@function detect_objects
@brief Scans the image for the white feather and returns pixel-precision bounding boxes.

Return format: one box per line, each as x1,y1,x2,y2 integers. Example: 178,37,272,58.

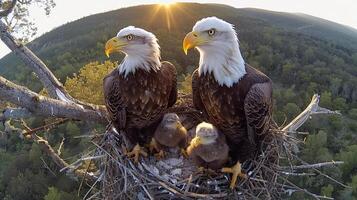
193,17,246,87
116,26,161,77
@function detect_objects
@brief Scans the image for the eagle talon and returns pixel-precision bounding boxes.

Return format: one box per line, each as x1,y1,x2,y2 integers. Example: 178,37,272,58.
154,150,165,159
149,138,160,153
126,144,148,163
221,161,247,189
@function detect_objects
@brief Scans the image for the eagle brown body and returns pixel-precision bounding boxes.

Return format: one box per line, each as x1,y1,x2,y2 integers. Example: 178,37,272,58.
187,131,229,170
192,64,273,162
104,61,177,145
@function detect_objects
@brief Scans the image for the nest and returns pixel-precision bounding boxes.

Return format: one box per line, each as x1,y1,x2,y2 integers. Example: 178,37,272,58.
80,94,339,200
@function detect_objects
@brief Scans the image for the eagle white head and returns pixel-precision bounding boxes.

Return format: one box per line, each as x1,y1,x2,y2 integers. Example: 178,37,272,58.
183,17,246,87
105,26,161,77
195,122,219,145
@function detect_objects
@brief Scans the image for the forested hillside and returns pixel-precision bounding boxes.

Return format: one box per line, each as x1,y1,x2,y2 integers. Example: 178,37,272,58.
0,3,357,199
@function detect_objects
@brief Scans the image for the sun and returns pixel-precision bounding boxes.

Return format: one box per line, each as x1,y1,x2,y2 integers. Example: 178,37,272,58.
157,0,176,7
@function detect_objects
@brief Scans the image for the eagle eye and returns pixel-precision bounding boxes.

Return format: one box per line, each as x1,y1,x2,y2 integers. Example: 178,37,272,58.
126,34,134,41
208,29,216,36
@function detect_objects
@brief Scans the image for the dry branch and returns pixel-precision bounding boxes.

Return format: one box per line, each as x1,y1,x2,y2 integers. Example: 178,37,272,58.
0,18,101,112
281,161,344,170
0,20,64,99
282,94,340,132
3,119,97,182
0,107,32,121
0,76,107,122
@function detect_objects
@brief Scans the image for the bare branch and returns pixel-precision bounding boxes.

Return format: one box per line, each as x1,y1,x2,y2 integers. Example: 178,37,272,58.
0,20,60,98
4,119,97,182
0,0,17,17
0,107,32,121
57,137,65,156
0,76,107,123
23,118,69,135
282,94,340,132
40,157,57,177
280,172,316,176
281,161,344,170
33,134,97,181
0,19,97,111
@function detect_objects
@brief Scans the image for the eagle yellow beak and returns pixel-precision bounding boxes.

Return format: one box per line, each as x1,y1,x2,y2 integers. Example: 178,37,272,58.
183,31,204,55
105,37,127,57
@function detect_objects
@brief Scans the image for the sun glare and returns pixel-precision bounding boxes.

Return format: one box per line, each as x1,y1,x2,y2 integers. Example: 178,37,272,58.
157,0,176,7
148,1,178,31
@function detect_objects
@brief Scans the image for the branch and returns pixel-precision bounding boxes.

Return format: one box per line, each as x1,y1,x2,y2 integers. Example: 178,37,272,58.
22,118,69,135
282,94,340,132
281,161,344,170
0,0,17,17
280,172,316,176
0,76,107,123
0,19,96,110
0,18,63,99
4,119,97,182
34,134,97,181
0,107,32,121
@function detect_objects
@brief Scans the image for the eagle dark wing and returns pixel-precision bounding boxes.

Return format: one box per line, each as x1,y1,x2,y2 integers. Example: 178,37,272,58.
244,82,273,144
103,70,126,129
161,61,177,107
192,69,208,118
103,62,177,137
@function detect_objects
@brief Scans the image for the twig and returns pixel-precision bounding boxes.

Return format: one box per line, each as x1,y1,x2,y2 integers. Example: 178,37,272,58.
23,118,69,135
57,137,65,156
280,171,316,176
60,155,104,172
282,94,340,132
293,155,351,189
40,157,57,177
281,161,344,170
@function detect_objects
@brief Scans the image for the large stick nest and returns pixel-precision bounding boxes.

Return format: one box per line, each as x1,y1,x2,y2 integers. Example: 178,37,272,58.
80,94,341,200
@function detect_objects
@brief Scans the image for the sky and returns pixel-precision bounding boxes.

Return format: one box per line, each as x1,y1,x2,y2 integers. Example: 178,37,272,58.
0,0,356,59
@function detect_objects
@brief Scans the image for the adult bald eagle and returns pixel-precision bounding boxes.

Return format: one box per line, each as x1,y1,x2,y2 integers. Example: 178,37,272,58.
104,26,177,163
183,17,273,188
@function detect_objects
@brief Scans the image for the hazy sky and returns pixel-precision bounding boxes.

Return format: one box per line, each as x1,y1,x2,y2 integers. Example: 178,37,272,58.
0,0,356,59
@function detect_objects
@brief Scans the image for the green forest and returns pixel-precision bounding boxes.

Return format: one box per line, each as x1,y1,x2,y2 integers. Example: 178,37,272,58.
0,3,357,199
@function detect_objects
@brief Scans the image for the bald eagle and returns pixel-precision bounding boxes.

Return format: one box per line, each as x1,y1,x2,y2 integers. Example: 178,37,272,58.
183,17,273,188
104,26,177,163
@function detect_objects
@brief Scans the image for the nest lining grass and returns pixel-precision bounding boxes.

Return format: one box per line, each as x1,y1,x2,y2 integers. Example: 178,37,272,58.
83,95,331,200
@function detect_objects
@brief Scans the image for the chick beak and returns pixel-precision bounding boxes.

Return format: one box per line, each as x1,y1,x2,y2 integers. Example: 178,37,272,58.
183,31,200,55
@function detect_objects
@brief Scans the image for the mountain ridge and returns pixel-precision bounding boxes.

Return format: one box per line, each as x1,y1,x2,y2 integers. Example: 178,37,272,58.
1,3,356,90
